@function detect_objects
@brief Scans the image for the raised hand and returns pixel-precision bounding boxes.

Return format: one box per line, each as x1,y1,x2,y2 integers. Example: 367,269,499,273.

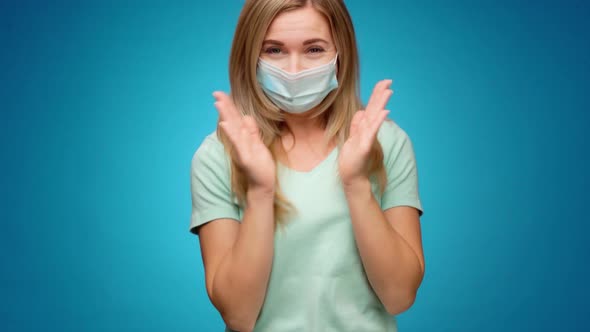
338,79,392,186
213,91,276,192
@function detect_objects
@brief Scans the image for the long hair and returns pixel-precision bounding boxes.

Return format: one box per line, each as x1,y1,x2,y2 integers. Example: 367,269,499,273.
219,0,387,232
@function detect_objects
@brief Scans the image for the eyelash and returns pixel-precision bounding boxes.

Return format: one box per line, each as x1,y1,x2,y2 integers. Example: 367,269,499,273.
263,46,325,55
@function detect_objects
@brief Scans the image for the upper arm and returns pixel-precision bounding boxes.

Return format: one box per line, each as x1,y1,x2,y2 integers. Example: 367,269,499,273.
379,120,423,216
190,137,241,234
189,136,242,301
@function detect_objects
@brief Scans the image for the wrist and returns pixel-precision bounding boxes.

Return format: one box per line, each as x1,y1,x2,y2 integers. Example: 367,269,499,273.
247,184,276,200
342,176,372,195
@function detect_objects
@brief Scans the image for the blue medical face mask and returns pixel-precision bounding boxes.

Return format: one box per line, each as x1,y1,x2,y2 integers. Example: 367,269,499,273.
256,54,339,114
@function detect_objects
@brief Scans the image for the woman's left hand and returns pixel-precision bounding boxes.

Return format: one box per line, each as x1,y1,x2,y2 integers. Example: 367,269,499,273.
338,79,393,187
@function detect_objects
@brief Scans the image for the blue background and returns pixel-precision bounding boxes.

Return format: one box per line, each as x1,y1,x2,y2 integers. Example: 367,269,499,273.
2,0,588,331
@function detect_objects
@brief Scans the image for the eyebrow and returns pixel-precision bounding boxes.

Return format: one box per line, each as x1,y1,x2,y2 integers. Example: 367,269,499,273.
262,38,329,46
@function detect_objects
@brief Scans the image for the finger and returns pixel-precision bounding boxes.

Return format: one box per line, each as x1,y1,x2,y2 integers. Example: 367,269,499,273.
365,80,388,113
218,121,238,144
375,88,393,113
350,111,364,137
371,81,392,111
367,80,392,108
213,91,241,123
366,80,393,121
213,93,228,122
349,111,364,137
366,88,392,124
367,110,390,138
214,100,230,124
359,114,374,149
214,101,241,137
359,111,370,133
243,115,259,137
360,109,385,141
240,122,253,147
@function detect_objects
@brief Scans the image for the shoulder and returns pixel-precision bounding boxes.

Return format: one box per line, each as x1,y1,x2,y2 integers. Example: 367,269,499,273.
378,118,409,141
191,129,230,171
377,118,412,155
192,129,225,159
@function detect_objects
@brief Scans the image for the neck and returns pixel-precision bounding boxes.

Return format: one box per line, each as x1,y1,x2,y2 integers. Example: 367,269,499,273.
279,109,335,154
282,113,323,136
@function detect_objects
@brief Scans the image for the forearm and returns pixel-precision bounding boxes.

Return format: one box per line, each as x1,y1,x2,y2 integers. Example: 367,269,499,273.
213,187,276,331
344,178,423,314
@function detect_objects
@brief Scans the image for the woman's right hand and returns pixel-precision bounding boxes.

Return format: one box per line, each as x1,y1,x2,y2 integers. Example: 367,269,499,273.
213,91,276,193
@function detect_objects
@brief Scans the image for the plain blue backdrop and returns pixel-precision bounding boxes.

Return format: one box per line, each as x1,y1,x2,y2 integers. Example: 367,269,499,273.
1,0,589,331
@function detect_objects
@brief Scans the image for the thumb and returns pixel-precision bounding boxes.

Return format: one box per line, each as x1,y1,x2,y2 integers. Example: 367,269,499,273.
243,115,259,136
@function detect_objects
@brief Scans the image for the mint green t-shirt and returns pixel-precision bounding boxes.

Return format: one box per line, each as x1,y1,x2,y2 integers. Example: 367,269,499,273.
189,119,424,332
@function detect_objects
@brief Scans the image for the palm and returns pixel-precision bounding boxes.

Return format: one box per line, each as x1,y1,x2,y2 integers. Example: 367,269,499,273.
338,80,393,185
213,91,276,190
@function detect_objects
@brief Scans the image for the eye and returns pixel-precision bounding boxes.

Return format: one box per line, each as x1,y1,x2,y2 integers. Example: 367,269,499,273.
263,47,282,55
307,46,325,54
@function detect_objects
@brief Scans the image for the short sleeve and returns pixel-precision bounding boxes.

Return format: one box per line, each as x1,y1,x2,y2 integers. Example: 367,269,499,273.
189,134,241,235
378,120,424,216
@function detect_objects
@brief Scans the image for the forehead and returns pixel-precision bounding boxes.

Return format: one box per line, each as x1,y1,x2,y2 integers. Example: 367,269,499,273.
264,6,331,40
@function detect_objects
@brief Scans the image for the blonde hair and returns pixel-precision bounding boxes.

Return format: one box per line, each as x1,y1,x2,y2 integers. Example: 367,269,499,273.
218,0,388,232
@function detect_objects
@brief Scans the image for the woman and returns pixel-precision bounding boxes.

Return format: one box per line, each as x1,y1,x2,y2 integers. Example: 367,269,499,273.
189,1,425,331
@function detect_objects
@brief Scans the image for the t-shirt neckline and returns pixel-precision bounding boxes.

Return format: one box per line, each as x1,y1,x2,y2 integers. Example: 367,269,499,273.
277,146,338,175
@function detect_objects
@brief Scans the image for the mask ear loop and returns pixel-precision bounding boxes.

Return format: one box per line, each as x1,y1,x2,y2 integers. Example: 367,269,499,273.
333,53,339,76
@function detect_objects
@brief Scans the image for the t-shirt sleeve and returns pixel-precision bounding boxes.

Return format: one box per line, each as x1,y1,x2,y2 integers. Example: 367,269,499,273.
379,120,424,216
189,136,241,235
